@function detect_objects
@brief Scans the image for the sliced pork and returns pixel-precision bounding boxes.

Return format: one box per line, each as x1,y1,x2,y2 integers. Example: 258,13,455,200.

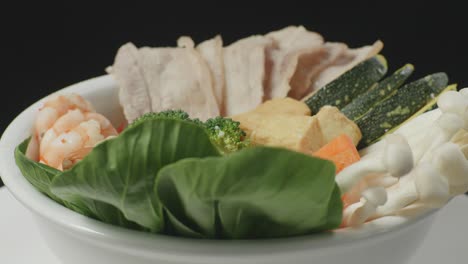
108,43,152,123
196,35,226,115
264,26,324,100
109,27,384,121
289,42,347,99
223,36,274,116
109,40,219,122
140,42,219,120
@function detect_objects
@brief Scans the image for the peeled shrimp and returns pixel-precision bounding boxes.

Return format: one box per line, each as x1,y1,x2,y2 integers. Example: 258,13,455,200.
33,93,117,170
40,119,112,170
39,109,118,155
84,112,118,137
39,109,87,155
34,93,95,142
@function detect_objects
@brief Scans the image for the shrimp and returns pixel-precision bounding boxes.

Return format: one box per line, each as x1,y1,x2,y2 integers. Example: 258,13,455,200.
34,93,95,142
40,119,109,170
35,93,117,170
84,112,118,137
39,109,86,156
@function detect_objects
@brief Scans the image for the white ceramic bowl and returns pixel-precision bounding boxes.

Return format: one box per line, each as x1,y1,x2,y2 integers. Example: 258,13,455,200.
0,75,438,264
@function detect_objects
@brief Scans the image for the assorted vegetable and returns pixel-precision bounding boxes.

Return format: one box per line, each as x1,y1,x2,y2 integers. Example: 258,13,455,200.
340,88,468,227
16,108,342,238
13,27,468,240
303,54,452,150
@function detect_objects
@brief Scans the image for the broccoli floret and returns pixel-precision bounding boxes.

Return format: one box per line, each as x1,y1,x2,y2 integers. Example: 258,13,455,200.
204,116,249,154
128,110,202,129
129,110,249,154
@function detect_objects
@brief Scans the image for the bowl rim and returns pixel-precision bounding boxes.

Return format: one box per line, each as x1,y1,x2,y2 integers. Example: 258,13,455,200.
0,75,439,257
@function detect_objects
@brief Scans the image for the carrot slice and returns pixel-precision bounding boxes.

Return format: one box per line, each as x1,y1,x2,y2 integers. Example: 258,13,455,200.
313,134,360,173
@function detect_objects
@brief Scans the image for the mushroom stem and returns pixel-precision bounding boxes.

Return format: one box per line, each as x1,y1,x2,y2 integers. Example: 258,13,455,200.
416,113,464,163
342,187,387,227
459,88,468,100
451,129,468,159
336,158,385,193
375,162,450,217
432,142,468,196
336,134,413,193
340,215,408,232
437,91,468,117
343,173,397,207
375,178,418,216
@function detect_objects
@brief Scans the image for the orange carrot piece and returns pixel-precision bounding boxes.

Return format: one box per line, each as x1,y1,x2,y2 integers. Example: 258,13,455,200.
313,134,360,173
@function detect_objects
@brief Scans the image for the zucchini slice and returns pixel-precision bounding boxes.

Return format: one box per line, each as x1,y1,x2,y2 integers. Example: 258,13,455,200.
342,64,414,121
304,55,388,114
357,72,449,148
381,84,457,136
418,84,458,113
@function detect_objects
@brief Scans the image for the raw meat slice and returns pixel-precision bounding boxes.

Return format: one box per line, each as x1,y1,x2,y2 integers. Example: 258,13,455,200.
196,35,226,115
264,26,324,99
288,42,347,99
223,36,274,116
109,40,220,122
139,42,220,121
107,43,152,123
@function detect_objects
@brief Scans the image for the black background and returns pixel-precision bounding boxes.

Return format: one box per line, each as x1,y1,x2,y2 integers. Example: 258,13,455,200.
1,2,467,185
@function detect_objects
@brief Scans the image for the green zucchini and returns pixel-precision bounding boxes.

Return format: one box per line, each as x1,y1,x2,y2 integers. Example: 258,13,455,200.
357,72,449,148
420,84,458,113
342,64,414,121
381,84,457,136
304,55,388,114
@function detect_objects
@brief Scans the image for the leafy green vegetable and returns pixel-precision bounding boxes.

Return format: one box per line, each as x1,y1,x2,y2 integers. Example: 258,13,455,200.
15,138,144,229
50,118,221,232
15,138,62,201
156,147,342,239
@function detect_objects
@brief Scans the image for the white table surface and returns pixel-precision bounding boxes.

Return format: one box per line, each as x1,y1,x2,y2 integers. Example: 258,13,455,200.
1,187,467,264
